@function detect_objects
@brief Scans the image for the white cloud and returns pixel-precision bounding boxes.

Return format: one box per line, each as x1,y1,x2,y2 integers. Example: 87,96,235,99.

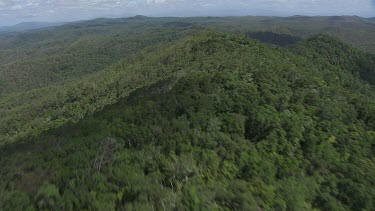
10,4,23,9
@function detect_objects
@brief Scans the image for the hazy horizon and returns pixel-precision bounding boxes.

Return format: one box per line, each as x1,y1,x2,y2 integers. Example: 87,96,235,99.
0,0,374,26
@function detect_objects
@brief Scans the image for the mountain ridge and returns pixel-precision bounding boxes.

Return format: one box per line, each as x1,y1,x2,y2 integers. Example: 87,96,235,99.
0,22,64,32
0,30,374,210
0,30,374,144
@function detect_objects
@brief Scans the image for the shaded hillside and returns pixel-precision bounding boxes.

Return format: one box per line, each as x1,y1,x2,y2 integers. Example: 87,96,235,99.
185,15,375,53
246,31,301,46
294,35,375,85
0,31,194,144
0,31,374,210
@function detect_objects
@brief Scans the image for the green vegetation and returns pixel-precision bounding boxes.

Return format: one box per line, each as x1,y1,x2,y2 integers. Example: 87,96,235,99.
1,16,375,144
246,31,301,46
1,15,375,95
0,25,199,95
0,28,374,210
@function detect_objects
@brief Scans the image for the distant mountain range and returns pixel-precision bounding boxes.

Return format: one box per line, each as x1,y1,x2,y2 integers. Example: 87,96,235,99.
0,22,64,32
1,15,373,33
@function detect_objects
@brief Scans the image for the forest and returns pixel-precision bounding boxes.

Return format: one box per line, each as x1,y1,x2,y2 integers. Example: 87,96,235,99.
0,16,375,210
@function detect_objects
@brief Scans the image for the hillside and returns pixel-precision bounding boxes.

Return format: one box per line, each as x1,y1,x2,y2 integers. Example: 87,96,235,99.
1,16,375,96
1,15,375,95
0,31,374,210
293,34,375,85
1,26,375,145
0,23,199,95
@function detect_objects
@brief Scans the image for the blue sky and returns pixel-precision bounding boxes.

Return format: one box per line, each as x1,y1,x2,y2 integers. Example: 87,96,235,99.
0,0,374,26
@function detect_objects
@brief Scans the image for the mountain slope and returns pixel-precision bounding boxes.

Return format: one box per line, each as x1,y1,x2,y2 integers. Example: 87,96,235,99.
0,27,198,95
0,31,374,210
1,15,375,95
1,30,375,143
294,35,375,85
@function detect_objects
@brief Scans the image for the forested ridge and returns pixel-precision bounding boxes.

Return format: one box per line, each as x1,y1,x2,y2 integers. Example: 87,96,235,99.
0,27,199,95
1,15,375,95
0,28,374,210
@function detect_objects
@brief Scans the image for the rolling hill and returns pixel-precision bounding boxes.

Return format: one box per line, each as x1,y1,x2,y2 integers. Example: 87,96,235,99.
0,29,374,210
0,16,375,210
1,15,375,96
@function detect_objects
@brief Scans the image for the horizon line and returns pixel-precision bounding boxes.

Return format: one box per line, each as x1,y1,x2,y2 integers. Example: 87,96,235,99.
1,14,374,28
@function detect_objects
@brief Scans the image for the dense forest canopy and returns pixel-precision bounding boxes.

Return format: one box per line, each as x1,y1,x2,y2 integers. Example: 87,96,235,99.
1,15,375,95
0,16,375,210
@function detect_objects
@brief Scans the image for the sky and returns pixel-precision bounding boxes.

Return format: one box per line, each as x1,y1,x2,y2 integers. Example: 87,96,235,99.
0,0,374,26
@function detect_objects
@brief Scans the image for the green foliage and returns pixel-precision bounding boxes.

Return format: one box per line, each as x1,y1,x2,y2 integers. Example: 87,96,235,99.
35,183,61,210
0,27,374,210
0,26,198,95
1,191,34,211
